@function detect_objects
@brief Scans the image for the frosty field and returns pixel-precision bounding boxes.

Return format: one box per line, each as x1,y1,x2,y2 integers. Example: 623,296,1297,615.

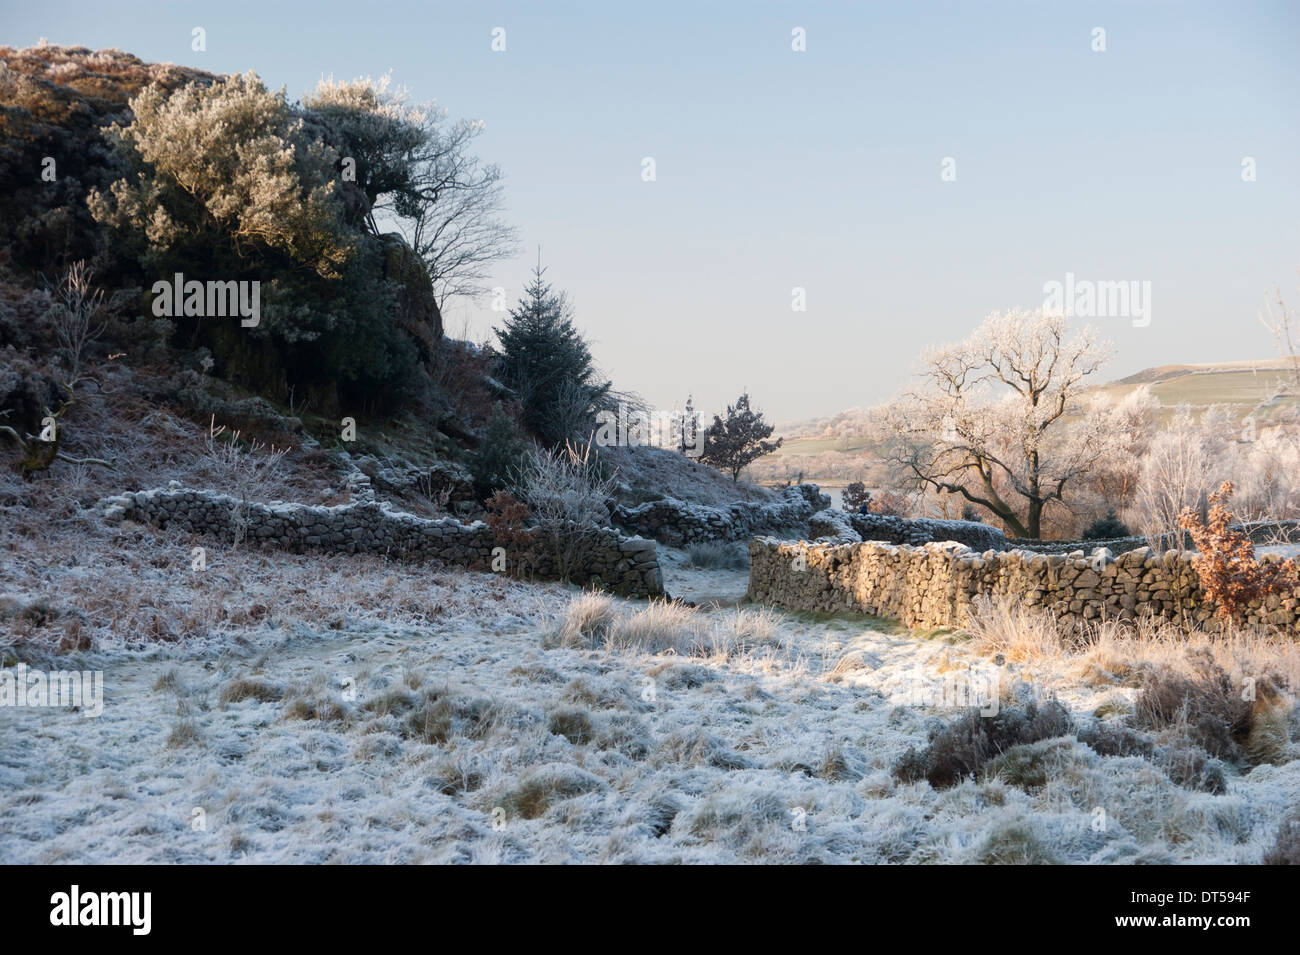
4,528,1297,865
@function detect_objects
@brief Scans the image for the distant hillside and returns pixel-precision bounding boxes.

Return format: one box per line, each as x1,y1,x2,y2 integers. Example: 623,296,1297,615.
1094,359,1300,425
1111,358,1297,386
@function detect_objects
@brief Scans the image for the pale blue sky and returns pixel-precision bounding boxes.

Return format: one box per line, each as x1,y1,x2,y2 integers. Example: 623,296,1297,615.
5,1,1298,421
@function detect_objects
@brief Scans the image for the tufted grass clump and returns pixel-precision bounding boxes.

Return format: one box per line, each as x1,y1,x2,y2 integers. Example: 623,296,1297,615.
543,590,617,649
547,706,595,745
685,541,749,570
219,678,283,705
604,599,706,655
547,593,786,658
497,763,605,820
977,818,1059,865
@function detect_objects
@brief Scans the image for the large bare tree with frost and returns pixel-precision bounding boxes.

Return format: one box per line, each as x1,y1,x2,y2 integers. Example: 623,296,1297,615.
882,309,1115,538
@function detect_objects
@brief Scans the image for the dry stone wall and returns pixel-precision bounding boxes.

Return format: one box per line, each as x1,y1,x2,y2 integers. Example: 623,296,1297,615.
810,509,1008,551
1012,519,1300,556
100,485,663,597
748,536,1300,632
610,484,829,547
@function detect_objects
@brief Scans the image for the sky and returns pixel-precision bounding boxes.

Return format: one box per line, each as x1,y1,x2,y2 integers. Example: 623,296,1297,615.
4,1,1299,423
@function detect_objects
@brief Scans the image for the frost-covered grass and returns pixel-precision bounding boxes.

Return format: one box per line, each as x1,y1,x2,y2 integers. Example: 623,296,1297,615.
2,504,1299,863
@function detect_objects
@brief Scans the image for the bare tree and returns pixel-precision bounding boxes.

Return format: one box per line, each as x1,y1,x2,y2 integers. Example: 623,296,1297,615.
305,77,519,309
203,416,291,547
1260,276,1300,398
400,141,519,309
881,309,1114,538
513,439,619,583
1,262,115,476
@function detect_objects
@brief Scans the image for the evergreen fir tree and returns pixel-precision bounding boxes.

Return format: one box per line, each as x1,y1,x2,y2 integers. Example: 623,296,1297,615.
494,262,610,447
470,401,527,494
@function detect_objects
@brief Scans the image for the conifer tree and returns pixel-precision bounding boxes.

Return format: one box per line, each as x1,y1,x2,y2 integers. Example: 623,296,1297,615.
700,392,782,481
494,263,610,447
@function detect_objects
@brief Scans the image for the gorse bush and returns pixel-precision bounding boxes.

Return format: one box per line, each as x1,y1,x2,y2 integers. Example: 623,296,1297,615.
89,72,355,279
0,46,212,272
86,70,421,412
1083,509,1131,540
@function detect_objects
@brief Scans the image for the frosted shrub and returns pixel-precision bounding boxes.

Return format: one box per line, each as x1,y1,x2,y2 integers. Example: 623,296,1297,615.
514,441,617,583
1178,481,1299,622
90,72,352,278
203,415,290,546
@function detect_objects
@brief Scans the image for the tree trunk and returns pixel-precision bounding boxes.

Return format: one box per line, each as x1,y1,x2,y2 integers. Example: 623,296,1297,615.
1026,497,1043,539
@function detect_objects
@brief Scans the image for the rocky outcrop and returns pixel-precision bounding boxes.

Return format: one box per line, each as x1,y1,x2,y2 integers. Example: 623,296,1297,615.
748,536,1300,632
380,232,442,363
610,484,829,547
349,454,477,507
100,485,663,597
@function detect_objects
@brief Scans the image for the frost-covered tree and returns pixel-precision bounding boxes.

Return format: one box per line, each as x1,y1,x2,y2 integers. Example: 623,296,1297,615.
1085,385,1159,516
701,392,782,482
304,75,518,307
90,71,353,278
670,395,701,455
87,72,428,409
882,309,1114,538
1129,404,1241,545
